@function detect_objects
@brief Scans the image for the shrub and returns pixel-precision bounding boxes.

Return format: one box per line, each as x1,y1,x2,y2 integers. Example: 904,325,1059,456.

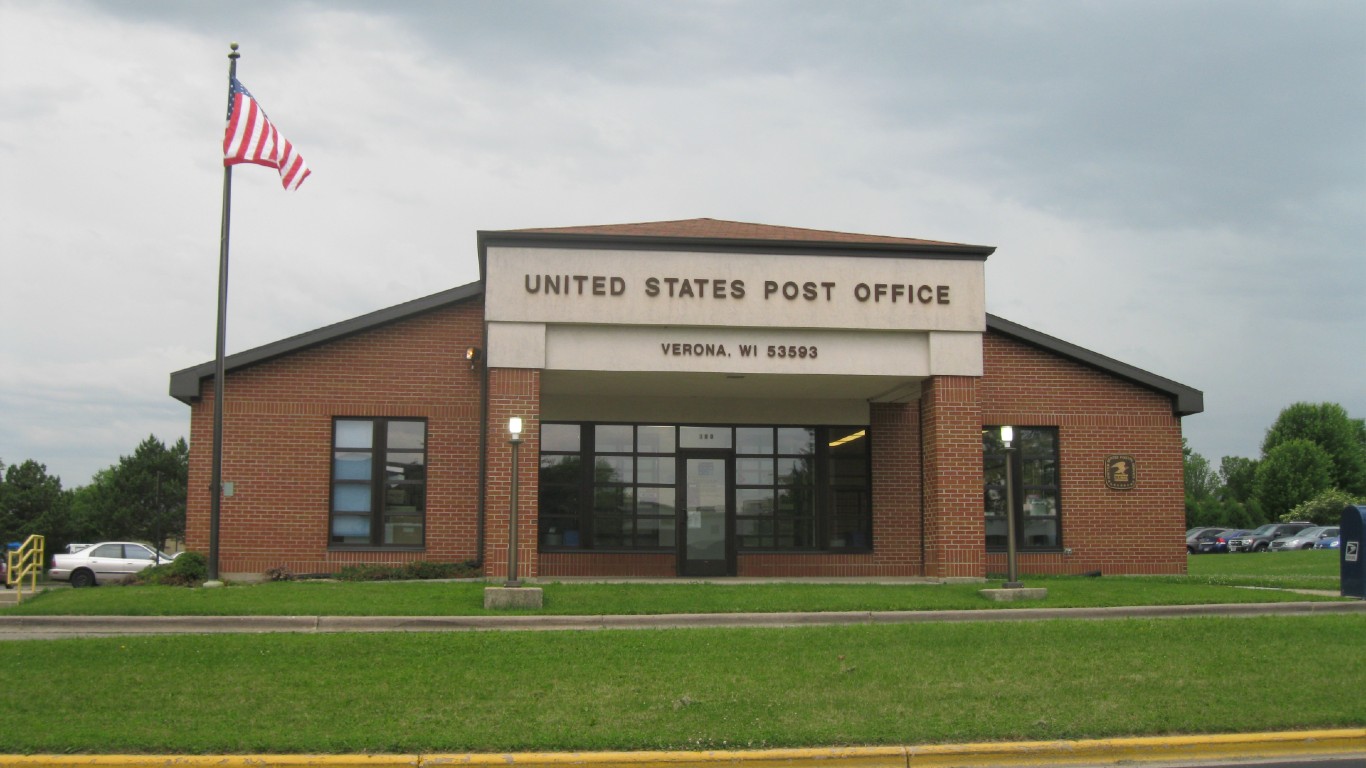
336,563,400,582
335,560,480,582
1285,488,1364,525
402,560,479,579
128,551,209,587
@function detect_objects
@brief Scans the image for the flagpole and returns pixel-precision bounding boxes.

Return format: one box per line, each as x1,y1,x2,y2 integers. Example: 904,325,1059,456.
208,42,239,585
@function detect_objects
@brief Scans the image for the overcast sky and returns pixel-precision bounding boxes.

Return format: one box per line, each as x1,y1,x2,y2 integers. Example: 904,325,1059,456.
1,0,1363,488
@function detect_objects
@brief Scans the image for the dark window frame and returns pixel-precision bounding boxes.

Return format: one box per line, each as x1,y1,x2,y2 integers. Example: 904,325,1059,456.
983,425,1063,552
734,426,818,551
329,417,428,550
537,422,871,554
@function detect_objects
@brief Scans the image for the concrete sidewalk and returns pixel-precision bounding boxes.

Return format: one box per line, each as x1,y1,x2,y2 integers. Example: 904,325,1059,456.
1,598,1362,639
1,729,1364,767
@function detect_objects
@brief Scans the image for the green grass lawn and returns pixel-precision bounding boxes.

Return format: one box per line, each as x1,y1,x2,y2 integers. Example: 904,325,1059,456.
3,548,1345,617
1,614,1360,753
2,550,1358,754
1185,547,1341,588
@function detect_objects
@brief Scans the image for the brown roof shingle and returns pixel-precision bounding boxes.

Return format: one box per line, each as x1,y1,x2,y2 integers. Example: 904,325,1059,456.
500,218,975,247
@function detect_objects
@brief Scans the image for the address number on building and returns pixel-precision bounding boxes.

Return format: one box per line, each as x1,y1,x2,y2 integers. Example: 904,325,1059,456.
769,345,818,359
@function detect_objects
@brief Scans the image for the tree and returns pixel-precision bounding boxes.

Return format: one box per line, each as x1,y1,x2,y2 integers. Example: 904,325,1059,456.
0,459,76,550
1218,456,1259,504
1261,402,1366,496
1253,439,1335,519
66,468,114,543
99,436,189,547
1183,440,1219,502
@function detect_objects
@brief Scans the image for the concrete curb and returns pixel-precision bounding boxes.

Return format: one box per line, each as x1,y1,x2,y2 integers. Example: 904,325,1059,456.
0,729,1363,767
1,599,1363,636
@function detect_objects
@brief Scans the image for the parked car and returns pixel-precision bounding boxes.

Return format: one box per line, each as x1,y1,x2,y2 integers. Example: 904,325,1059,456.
1196,529,1245,554
49,541,178,587
1227,522,1315,552
1186,527,1228,553
1270,526,1340,551
1315,536,1341,550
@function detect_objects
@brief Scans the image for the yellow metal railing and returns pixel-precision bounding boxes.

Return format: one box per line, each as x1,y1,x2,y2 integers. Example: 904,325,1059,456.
6,534,46,604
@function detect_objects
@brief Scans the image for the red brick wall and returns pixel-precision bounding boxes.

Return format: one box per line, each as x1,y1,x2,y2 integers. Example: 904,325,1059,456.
980,332,1187,576
482,368,540,581
921,376,986,578
184,299,485,576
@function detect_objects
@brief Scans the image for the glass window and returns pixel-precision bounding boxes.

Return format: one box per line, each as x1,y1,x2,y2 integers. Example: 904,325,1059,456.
826,426,870,550
334,420,373,449
736,426,818,552
125,545,155,561
778,427,815,455
983,426,1061,551
594,455,633,484
537,422,871,554
736,427,774,455
541,423,581,453
595,424,634,453
637,426,675,454
636,456,675,484
330,418,426,548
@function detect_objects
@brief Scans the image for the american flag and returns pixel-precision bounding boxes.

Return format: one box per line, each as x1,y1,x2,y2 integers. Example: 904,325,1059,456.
223,77,311,190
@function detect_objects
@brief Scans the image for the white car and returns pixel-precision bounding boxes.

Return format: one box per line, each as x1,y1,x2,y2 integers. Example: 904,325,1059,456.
49,541,177,587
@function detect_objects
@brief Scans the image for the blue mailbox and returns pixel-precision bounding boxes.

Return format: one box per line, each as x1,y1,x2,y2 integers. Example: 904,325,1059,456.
1342,505,1366,600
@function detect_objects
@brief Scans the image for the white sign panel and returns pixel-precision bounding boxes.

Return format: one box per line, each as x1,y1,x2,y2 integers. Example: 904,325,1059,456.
485,246,986,332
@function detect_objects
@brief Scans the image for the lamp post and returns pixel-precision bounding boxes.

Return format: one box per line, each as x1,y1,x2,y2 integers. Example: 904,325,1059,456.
1001,425,1023,589
505,416,523,588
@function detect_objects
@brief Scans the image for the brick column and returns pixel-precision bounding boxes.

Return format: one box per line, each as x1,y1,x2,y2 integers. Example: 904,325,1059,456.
920,375,985,578
484,368,541,580
869,401,922,574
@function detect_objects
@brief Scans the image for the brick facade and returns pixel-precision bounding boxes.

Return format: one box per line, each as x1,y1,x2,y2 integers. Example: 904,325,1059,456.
482,368,541,581
920,376,986,578
979,332,1187,576
183,298,1189,580
184,299,485,576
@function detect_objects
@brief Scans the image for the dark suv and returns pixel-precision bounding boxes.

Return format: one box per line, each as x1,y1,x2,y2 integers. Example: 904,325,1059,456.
1228,522,1314,552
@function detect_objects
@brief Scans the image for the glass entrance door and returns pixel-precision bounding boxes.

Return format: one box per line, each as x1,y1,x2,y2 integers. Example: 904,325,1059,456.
678,452,733,577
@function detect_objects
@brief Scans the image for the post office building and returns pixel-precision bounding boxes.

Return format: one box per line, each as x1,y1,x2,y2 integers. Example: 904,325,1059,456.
169,219,1203,580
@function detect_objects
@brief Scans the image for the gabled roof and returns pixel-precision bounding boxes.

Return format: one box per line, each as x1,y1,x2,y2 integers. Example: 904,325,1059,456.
986,314,1203,416
168,281,483,404
477,218,994,279
504,218,978,246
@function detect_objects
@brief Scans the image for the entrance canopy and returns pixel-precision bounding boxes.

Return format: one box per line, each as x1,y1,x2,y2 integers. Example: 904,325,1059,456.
480,218,995,417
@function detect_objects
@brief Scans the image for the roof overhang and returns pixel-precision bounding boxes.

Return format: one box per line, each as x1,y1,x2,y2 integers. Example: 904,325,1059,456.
168,281,484,404
477,228,995,283
986,313,1203,417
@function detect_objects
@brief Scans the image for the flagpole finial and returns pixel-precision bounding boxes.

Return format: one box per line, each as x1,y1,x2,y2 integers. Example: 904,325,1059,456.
228,42,239,60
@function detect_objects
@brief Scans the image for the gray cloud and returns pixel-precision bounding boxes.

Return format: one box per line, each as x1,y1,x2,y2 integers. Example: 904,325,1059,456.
0,0,1362,486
